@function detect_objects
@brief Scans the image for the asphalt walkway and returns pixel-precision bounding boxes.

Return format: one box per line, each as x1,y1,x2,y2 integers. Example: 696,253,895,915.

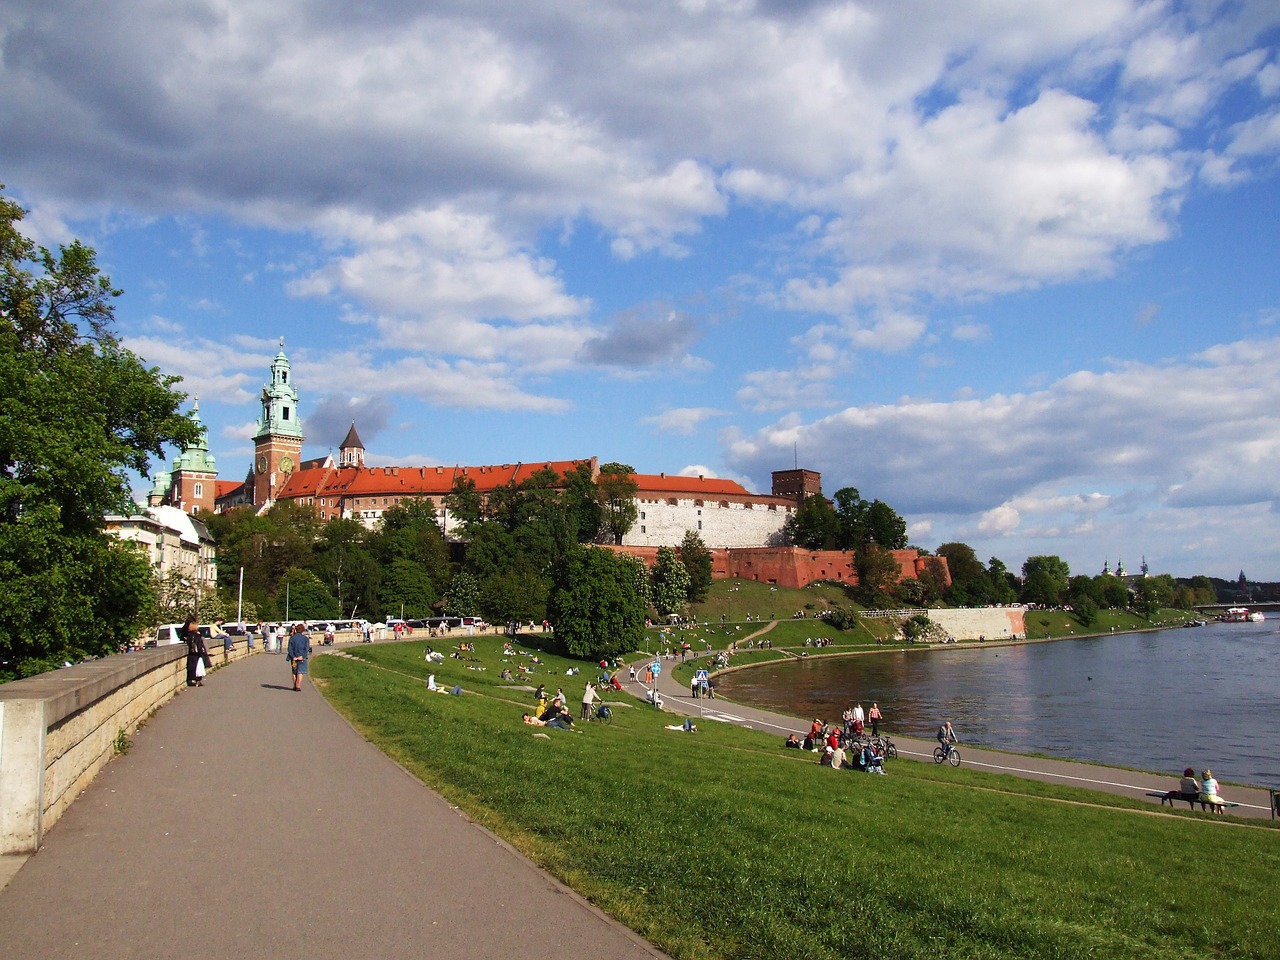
0,650,667,960
624,639,1278,821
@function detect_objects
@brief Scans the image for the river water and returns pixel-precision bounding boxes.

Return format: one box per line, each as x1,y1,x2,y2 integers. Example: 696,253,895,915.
712,619,1279,786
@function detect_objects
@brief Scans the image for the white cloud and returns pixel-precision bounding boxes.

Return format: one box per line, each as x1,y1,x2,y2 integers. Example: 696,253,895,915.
643,408,728,435
727,335,1280,571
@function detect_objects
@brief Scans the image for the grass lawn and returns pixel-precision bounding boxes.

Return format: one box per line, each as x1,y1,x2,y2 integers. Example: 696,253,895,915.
313,635,1280,960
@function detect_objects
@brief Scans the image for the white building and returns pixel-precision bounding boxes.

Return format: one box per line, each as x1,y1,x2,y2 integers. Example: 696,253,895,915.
105,505,217,596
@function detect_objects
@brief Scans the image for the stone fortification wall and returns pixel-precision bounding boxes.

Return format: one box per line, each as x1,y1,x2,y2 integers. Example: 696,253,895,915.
623,496,792,549
0,642,258,855
602,544,947,592
927,607,1027,641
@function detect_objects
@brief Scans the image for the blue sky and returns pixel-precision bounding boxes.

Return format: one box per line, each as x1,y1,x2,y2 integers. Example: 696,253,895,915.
4,0,1280,580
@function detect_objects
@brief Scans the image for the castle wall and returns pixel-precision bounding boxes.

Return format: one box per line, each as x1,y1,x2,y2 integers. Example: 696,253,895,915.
601,544,947,592
624,496,792,549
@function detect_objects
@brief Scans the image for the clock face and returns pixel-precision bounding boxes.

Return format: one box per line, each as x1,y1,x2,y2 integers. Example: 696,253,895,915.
256,454,267,473
279,455,295,474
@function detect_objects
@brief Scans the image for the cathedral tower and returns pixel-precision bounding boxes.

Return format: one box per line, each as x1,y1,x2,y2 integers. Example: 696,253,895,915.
252,339,305,506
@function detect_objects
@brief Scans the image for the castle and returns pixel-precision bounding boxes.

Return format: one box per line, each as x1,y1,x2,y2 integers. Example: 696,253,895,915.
147,342,944,589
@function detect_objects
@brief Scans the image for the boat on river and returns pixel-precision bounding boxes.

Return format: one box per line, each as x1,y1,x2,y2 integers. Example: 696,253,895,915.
1221,607,1265,622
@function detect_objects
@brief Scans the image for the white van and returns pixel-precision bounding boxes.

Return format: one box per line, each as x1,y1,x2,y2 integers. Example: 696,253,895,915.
149,623,213,647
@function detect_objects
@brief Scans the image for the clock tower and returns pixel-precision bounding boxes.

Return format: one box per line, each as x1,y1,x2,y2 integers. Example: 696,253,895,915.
252,339,305,506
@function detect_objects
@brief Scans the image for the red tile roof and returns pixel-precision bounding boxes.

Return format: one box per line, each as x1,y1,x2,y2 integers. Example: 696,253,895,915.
276,459,597,502
630,473,751,496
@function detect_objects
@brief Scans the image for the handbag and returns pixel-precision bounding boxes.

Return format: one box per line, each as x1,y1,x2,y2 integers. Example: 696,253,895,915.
194,657,207,679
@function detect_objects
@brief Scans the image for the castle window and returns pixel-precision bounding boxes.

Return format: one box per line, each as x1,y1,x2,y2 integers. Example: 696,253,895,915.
641,512,646,520
697,521,702,530
194,482,203,497
283,407,290,421
640,525,646,534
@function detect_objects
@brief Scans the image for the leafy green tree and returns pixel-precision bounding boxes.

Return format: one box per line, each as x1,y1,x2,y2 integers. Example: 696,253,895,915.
309,517,377,620
443,572,481,618
561,462,604,543
833,487,868,548
651,545,691,616
547,546,646,660
863,500,908,549
371,499,450,590
678,529,714,603
280,568,338,621
855,544,901,607
1021,555,1070,606
443,476,484,528
0,190,200,677
621,553,651,608
786,493,840,549
1097,575,1131,609
479,568,548,624
987,557,1019,604
597,462,639,545
1072,597,1100,627
377,559,436,620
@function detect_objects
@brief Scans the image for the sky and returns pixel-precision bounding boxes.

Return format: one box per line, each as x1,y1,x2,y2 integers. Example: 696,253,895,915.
4,0,1280,581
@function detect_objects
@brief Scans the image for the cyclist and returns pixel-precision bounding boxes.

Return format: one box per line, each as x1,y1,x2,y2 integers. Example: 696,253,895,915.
937,720,958,758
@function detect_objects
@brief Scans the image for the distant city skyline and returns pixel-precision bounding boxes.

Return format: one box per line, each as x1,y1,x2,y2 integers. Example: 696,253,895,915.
3,2,1278,580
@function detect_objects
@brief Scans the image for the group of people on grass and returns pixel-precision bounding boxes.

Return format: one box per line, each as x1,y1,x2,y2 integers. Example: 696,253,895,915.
786,717,886,773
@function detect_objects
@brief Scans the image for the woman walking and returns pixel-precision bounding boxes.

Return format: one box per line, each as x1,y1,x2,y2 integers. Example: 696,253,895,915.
182,617,210,687
287,622,311,692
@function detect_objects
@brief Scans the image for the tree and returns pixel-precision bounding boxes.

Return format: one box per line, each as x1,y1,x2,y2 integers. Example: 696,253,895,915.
597,462,639,545
547,546,646,660
833,487,868,548
651,545,691,617
0,189,201,678
377,559,436,620
786,493,840,549
987,557,1019,605
863,500,908,550
678,529,714,603
443,572,481,618
855,544,901,607
1021,556,1070,607
280,568,337,621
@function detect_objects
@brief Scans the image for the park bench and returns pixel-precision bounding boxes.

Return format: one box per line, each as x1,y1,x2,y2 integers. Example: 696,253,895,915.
1146,789,1239,812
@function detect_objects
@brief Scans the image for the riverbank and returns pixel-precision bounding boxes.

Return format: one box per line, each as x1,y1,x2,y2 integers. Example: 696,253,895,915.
691,617,1278,789
312,638,1280,959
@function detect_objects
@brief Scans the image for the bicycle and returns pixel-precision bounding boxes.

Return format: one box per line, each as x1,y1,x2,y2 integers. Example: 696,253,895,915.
872,734,898,759
593,702,614,725
933,742,961,766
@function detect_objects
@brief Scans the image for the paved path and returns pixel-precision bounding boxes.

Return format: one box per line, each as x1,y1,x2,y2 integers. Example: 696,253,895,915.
0,651,668,960
625,644,1278,821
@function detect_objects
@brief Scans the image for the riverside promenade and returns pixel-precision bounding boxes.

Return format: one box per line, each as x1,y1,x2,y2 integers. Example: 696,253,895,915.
627,646,1279,820
0,650,668,960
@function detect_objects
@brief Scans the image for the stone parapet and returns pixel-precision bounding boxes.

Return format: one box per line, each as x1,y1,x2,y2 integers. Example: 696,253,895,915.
0,641,258,854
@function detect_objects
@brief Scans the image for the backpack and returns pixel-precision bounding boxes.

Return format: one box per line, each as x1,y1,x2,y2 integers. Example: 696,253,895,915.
597,705,612,719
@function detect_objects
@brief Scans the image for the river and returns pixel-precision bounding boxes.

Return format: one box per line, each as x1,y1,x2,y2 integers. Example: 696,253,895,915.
711,618,1280,786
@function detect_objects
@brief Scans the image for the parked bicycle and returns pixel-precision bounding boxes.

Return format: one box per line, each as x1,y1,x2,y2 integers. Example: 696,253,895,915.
872,734,898,759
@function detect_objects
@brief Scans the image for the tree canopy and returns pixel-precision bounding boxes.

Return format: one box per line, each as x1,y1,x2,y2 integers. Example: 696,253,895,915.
0,190,200,678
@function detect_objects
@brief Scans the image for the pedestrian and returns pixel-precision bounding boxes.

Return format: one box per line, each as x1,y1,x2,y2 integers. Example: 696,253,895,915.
182,617,210,687
869,702,882,737
287,622,311,692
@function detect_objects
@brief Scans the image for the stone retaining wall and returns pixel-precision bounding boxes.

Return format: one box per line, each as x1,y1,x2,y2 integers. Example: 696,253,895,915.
927,607,1027,641
0,641,258,855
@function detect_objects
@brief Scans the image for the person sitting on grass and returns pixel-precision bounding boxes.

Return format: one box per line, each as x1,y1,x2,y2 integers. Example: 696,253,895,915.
784,734,802,749
861,744,886,774
523,712,572,731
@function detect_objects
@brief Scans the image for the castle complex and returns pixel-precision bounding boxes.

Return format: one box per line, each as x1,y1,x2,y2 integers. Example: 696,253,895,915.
147,342,944,589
